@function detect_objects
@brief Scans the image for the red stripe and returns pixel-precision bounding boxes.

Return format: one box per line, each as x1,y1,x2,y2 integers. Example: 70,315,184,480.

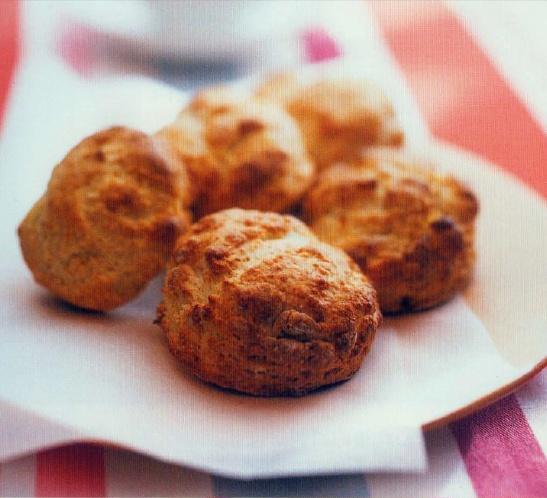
369,1,546,198
301,27,342,63
0,0,20,131
450,395,547,497
35,444,106,497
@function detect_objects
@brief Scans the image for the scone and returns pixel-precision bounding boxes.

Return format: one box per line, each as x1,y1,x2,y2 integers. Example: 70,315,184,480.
303,148,479,313
157,208,381,396
18,127,191,311
156,87,315,218
256,73,404,170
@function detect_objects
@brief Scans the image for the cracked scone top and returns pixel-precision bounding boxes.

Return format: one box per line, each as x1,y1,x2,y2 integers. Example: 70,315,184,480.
256,73,404,171
18,127,192,311
157,208,381,396
156,87,315,218
303,148,479,313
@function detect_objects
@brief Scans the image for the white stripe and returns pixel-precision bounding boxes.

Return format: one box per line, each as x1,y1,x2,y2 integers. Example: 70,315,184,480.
105,448,212,497
515,369,547,455
0,454,36,497
367,427,476,498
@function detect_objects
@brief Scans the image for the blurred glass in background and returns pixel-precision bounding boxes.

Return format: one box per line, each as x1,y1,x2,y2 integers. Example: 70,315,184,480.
24,0,333,89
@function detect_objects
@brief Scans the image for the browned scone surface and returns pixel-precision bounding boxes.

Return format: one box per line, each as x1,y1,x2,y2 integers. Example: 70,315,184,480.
18,127,191,311
157,208,381,396
156,87,315,218
256,73,404,171
303,148,479,313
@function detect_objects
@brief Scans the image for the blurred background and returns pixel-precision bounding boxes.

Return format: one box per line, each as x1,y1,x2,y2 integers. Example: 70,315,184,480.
14,0,364,88
7,0,547,105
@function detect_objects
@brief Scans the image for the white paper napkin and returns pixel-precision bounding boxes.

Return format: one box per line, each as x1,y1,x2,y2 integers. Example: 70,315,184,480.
0,44,534,479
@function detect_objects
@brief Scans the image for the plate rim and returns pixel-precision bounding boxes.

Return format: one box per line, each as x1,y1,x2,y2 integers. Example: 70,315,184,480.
423,357,546,430
418,139,546,429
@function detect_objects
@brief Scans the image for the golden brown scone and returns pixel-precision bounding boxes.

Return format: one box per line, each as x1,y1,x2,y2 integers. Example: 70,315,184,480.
256,73,404,170
156,87,315,218
18,127,192,311
303,148,479,313
157,208,381,396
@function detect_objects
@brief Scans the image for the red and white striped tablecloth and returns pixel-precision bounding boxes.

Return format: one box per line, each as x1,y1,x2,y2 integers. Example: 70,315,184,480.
1,1,545,496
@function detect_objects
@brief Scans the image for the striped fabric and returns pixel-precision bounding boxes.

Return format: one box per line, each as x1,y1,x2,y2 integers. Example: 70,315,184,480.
1,1,545,496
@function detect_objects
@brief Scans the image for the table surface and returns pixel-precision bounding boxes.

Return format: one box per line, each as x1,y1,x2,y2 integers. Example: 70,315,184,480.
0,1,546,497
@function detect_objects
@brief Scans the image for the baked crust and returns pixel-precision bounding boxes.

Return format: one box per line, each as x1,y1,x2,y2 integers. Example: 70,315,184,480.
157,208,381,395
18,127,192,311
256,73,404,170
156,87,315,218
303,148,479,313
